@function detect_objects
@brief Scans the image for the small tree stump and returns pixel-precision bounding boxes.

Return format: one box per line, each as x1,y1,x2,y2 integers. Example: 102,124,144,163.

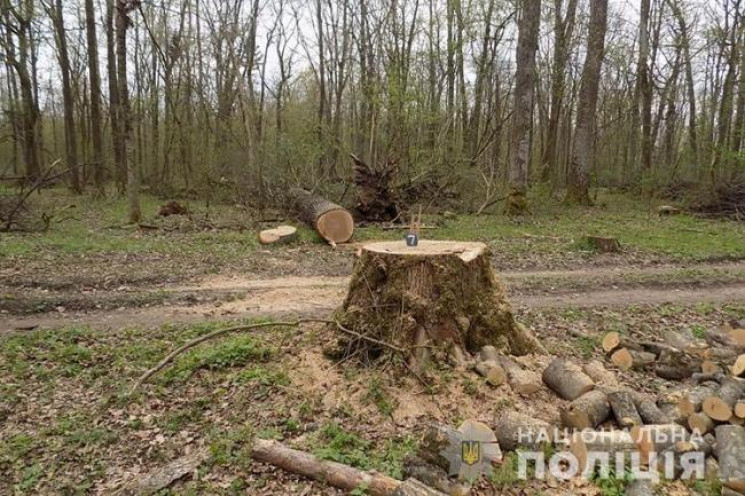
334,241,542,363
258,225,298,245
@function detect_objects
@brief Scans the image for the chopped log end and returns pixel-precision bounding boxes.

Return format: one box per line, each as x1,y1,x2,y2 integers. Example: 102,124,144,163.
732,355,745,377
258,225,298,245
735,401,745,419
582,360,619,386
475,361,506,387
316,209,354,244
701,360,723,374
611,348,655,371
703,397,734,422
602,332,621,352
494,411,552,451
498,356,542,395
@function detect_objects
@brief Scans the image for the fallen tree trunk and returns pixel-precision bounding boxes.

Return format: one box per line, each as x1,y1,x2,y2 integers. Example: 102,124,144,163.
251,438,402,496
289,188,354,244
715,425,745,492
542,358,595,401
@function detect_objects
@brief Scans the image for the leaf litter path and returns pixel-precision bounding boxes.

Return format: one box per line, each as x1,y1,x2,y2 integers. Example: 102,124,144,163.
3,262,745,332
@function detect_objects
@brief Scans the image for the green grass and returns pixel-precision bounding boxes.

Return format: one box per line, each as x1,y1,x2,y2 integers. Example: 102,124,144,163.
2,187,744,262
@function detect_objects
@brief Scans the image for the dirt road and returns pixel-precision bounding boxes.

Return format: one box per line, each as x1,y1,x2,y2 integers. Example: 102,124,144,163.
3,262,745,332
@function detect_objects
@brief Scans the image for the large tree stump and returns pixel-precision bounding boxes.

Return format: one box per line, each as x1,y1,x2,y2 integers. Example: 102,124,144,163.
334,241,542,364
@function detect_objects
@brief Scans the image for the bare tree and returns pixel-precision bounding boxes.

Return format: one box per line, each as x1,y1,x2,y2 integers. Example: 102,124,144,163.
507,0,541,214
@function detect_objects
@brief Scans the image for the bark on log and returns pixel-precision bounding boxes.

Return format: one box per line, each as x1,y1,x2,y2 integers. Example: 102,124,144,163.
630,424,689,464
542,358,596,400
289,188,354,244
703,377,745,422
251,438,400,496
610,348,656,371
403,459,469,496
715,425,745,492
657,400,687,426
497,355,542,395
582,360,619,386
634,396,671,425
608,390,643,427
258,225,297,245
568,430,637,471
493,411,553,451
560,390,611,430
655,348,702,380
335,241,543,363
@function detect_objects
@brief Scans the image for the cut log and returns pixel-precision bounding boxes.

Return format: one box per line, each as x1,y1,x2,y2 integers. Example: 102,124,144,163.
689,412,716,435
703,377,745,422
403,459,469,496
568,430,637,471
289,188,354,244
735,401,745,419
661,328,698,351
630,424,689,464
478,345,499,363
732,416,745,426
258,225,298,245
601,332,635,353
678,381,720,417
334,241,544,364
733,354,745,377
657,400,687,426
475,360,506,387
392,479,448,496
704,346,741,363
633,395,671,425
608,390,643,427
497,355,542,395
584,236,621,253
542,358,596,401
582,360,619,386
251,438,400,496
560,390,611,430
655,348,702,381
610,348,656,371
705,326,745,353
715,425,745,492
493,411,553,451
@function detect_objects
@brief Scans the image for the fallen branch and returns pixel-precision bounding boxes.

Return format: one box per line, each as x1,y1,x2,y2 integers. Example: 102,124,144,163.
131,318,405,392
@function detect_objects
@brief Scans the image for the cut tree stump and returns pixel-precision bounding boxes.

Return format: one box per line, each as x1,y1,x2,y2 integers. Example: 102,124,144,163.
289,188,354,244
334,241,543,364
610,348,656,371
560,390,611,430
493,411,553,451
715,425,745,492
542,358,595,401
258,225,298,245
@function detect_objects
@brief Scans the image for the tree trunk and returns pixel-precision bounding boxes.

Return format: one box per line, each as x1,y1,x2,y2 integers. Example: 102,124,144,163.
333,241,543,365
566,0,608,204
50,0,80,193
116,0,140,223
85,0,105,193
506,0,541,214
106,0,125,190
